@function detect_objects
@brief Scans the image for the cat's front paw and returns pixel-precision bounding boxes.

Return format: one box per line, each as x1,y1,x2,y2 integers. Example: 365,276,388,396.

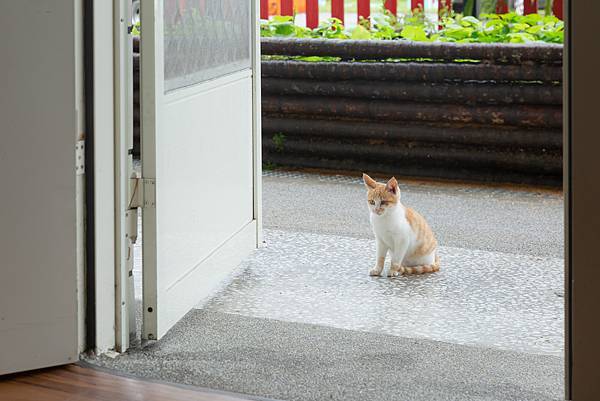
369,266,383,276
388,265,404,277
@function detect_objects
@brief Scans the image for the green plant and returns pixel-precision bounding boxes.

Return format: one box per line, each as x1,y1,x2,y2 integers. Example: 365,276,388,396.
463,0,476,16
272,133,286,152
263,161,278,171
545,0,553,15
259,11,563,44
314,17,350,39
480,0,498,14
261,15,314,38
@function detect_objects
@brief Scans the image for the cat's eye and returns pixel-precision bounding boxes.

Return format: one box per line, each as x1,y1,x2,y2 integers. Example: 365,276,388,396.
380,201,388,205
369,200,375,205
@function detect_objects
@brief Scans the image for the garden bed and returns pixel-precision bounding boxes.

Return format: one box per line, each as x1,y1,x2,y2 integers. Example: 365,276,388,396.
261,38,563,187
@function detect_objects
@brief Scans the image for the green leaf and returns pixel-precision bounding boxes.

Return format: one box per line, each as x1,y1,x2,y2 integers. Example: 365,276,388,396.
480,13,500,20
274,23,295,36
499,12,518,22
526,25,543,34
272,15,294,23
400,25,429,41
521,13,543,25
507,32,536,43
512,23,530,32
443,26,473,40
351,25,372,40
460,16,481,27
543,15,560,24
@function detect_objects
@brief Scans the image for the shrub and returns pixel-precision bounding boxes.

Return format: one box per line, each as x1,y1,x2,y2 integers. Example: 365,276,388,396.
260,11,563,44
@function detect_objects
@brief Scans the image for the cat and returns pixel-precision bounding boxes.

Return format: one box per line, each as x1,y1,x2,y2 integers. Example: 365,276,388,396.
363,174,440,277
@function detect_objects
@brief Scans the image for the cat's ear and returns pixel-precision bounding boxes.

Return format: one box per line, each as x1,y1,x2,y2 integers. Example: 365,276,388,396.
386,177,399,195
363,173,377,190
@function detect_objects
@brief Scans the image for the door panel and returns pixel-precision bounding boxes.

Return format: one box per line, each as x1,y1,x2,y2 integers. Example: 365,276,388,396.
141,0,257,340
0,0,82,374
159,75,254,288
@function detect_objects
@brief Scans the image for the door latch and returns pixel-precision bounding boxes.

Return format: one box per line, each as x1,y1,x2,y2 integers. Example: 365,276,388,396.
125,174,155,244
128,175,156,209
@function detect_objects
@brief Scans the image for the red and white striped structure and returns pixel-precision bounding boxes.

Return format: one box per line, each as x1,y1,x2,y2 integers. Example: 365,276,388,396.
260,0,564,28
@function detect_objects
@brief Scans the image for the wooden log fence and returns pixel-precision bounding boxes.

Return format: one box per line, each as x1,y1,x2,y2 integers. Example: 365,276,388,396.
259,38,563,187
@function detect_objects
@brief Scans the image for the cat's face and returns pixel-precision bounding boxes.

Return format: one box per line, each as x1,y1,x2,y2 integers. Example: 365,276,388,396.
363,174,400,216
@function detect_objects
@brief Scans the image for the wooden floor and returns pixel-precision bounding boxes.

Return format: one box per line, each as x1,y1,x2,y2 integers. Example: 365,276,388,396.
0,364,257,401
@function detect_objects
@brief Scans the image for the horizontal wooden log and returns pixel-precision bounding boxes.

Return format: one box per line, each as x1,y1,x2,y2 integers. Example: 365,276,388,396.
264,138,560,172
262,95,563,128
262,78,562,105
264,153,561,187
261,38,563,64
134,46,562,83
135,35,563,65
263,140,561,186
262,116,563,149
261,60,562,83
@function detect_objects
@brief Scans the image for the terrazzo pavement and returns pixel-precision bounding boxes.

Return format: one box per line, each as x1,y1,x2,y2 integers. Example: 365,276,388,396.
262,171,563,258
202,229,563,357
91,171,564,401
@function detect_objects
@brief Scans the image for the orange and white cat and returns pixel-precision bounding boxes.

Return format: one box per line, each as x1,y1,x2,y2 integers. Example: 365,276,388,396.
363,174,440,277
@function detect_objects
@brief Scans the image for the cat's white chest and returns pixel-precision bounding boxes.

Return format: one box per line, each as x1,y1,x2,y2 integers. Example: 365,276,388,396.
370,208,412,246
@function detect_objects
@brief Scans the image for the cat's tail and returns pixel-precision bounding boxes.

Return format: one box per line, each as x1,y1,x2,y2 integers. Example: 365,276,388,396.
403,255,440,275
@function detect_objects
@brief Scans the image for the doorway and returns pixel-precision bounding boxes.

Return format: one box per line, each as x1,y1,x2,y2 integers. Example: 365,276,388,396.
88,1,595,401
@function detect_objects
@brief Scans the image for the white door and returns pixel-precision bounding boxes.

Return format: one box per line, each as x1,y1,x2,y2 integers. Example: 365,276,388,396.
0,1,83,374
140,0,261,340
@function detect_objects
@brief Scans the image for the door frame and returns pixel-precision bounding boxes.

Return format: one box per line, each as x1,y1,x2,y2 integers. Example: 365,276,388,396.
94,0,600,399
565,0,600,399
252,0,264,246
87,0,119,354
85,0,137,356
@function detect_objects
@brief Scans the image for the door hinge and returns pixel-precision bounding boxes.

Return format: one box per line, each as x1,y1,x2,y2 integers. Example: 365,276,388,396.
125,208,138,244
75,140,85,176
129,176,156,209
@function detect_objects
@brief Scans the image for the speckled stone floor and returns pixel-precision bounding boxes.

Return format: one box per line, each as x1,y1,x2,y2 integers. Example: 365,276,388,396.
261,171,563,258
200,229,563,357
106,171,564,401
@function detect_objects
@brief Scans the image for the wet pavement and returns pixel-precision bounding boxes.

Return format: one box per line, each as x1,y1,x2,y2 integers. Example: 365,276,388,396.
201,229,563,356
131,171,564,356
262,171,563,258
116,171,564,401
